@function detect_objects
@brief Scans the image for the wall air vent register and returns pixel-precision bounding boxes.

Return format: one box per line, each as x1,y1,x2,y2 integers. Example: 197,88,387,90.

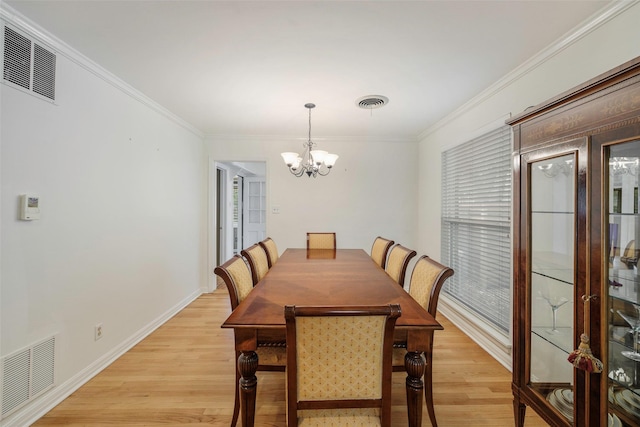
3,25,56,101
0,335,57,420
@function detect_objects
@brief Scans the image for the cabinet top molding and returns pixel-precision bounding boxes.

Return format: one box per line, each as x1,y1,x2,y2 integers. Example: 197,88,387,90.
507,55,640,127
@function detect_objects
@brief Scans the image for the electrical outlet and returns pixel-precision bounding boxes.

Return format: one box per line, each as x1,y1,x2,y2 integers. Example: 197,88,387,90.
95,323,103,341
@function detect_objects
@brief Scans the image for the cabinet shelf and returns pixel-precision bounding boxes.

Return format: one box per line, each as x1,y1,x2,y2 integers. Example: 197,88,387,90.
608,384,640,423
531,211,574,214
531,251,574,285
609,340,640,376
532,270,573,286
532,327,573,354
609,268,640,305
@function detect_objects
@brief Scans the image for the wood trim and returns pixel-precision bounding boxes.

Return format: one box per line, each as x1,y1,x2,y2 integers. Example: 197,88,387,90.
507,56,640,127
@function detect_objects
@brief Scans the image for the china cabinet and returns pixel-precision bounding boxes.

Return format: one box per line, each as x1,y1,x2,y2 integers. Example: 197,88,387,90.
508,56,640,426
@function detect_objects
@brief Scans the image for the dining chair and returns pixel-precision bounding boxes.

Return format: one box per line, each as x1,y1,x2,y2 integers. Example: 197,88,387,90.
241,243,270,286
258,237,279,268
306,232,336,250
370,236,395,269
214,255,286,427
284,304,401,427
392,255,454,427
384,244,417,287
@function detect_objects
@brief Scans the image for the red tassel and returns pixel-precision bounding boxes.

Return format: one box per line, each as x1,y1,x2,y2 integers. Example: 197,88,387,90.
567,334,603,373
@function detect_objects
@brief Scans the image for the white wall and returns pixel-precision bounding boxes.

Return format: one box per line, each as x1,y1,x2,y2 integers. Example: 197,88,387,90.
417,2,640,367
419,2,640,260
207,135,419,261
0,15,207,425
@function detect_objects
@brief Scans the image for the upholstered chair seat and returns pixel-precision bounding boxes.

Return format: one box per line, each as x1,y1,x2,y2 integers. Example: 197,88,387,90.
296,408,382,426
256,346,287,365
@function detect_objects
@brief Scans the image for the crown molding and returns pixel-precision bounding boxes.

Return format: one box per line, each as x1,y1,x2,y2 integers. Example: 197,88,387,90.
417,0,636,141
204,134,417,144
0,4,205,139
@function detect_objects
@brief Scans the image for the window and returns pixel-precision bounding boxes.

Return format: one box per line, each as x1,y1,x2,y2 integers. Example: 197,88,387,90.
441,125,512,333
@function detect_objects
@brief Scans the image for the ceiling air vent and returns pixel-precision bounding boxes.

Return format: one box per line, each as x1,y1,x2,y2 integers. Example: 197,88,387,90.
3,25,56,102
356,95,389,109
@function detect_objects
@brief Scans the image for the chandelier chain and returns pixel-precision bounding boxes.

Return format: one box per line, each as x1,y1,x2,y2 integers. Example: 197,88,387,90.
308,106,311,143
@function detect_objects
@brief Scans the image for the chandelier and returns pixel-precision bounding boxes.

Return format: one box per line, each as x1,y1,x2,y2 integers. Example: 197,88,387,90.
281,103,338,177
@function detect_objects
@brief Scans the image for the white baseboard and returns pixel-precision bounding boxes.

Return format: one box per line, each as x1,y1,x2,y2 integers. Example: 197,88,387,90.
438,294,513,371
0,290,203,427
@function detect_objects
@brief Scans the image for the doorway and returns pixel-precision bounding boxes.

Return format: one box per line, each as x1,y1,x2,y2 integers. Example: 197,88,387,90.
215,161,266,267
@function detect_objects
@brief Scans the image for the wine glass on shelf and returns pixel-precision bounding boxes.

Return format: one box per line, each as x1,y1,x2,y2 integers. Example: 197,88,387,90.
617,304,640,361
539,286,570,334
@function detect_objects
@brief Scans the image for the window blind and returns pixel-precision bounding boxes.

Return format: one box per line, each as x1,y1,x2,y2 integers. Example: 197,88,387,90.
441,125,512,333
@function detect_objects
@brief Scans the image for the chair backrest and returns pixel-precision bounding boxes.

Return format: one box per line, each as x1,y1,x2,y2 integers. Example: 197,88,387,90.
408,255,454,316
371,236,395,269
258,237,279,268
241,243,270,286
214,255,254,309
284,304,401,427
306,232,336,250
385,244,417,287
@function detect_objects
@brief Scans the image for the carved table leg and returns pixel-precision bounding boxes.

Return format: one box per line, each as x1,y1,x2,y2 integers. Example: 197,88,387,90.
238,351,258,427
405,350,426,427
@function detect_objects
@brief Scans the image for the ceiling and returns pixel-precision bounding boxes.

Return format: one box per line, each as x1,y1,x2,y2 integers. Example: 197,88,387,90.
5,0,612,139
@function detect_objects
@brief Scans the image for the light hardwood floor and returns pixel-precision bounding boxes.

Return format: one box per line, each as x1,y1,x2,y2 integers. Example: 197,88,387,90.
32,290,548,426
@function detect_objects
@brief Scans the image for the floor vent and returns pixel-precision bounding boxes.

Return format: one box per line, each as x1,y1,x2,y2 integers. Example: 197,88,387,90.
3,24,56,102
1,335,56,420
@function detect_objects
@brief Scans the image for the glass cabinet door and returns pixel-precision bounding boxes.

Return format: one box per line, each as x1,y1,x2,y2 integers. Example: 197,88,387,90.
529,154,576,424
607,139,640,427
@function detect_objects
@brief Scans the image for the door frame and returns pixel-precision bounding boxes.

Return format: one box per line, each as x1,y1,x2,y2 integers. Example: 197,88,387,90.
209,159,267,292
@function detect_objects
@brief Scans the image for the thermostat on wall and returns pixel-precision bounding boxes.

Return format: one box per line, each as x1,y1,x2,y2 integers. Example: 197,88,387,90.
20,194,40,220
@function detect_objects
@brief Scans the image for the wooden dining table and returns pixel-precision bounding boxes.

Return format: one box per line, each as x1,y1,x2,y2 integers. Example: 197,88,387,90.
221,248,443,427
